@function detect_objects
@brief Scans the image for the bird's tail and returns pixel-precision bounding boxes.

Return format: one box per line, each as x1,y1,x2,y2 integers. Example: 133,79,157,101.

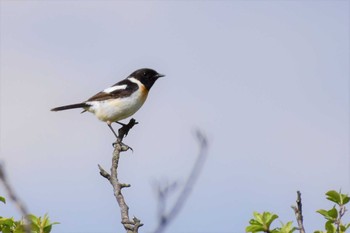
51,103,89,111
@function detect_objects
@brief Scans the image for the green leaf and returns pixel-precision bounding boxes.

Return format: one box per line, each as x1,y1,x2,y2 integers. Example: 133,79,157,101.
327,207,338,219
325,221,336,233
28,214,40,231
340,225,347,232
326,190,342,205
246,224,265,232
264,212,279,228
13,223,25,233
317,209,329,218
247,212,264,232
0,217,15,226
249,219,260,225
276,221,297,233
341,193,350,205
41,214,49,228
316,207,337,222
325,190,349,205
27,214,38,224
31,222,40,232
0,196,5,204
253,212,263,224
13,228,23,233
43,224,52,233
2,225,11,233
345,223,350,231
247,212,279,232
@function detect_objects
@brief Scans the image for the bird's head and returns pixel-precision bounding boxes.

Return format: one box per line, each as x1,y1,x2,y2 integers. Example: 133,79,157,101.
130,68,165,90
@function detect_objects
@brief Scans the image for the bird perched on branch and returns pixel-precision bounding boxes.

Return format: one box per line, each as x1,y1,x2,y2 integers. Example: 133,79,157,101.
51,68,165,137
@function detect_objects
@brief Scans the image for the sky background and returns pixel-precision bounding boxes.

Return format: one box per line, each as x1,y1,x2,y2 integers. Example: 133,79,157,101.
0,1,349,233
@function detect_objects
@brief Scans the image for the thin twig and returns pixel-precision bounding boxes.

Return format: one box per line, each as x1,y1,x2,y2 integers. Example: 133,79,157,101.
291,191,306,233
336,202,347,233
0,162,31,233
154,180,178,224
98,118,143,233
153,130,209,233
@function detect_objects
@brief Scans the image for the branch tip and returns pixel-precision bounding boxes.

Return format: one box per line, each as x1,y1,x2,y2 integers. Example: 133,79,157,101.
98,164,111,180
292,191,305,233
120,183,131,188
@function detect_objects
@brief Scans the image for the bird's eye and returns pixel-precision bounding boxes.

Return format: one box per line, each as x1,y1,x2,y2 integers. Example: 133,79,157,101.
143,72,146,76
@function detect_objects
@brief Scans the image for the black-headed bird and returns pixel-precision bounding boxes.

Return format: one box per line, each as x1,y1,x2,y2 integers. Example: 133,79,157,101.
51,68,164,137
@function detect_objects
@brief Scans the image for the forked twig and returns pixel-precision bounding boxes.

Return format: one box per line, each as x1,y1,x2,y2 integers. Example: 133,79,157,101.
153,130,209,233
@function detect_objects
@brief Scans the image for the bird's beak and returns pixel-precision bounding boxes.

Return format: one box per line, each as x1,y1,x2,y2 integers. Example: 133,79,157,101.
156,73,165,78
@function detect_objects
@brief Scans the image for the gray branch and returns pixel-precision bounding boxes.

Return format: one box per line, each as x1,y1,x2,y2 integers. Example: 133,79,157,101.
0,162,31,233
336,199,347,233
98,118,143,233
291,191,306,233
153,130,208,233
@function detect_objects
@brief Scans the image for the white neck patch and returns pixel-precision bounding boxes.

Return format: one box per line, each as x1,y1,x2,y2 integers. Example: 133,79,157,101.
128,77,143,87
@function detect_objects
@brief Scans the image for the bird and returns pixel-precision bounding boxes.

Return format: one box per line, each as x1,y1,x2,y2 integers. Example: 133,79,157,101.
51,68,165,137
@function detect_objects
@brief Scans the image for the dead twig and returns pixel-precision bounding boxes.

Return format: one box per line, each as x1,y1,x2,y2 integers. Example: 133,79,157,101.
153,130,209,233
98,118,143,233
335,200,347,233
291,191,306,233
0,162,31,233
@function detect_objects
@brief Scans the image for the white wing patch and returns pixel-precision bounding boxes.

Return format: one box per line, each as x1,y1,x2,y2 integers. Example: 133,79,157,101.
103,84,127,94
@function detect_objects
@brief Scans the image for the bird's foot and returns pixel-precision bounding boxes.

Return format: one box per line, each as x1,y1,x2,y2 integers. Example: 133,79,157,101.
112,141,133,152
117,118,138,138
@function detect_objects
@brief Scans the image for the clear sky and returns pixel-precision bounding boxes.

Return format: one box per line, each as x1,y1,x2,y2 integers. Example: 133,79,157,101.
1,1,349,233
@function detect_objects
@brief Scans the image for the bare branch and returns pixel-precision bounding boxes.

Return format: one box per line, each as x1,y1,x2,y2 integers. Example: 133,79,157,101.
0,162,31,233
153,129,209,233
154,180,178,223
336,199,347,233
291,191,306,233
98,118,143,233
98,164,111,180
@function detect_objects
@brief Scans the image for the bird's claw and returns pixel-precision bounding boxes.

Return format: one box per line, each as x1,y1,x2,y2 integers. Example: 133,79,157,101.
120,142,133,152
112,142,133,152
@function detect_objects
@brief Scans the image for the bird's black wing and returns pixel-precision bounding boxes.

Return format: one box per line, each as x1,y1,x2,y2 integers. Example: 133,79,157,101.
86,79,139,102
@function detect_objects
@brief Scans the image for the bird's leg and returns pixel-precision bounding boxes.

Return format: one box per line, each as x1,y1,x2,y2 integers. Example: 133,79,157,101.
107,122,118,138
108,121,132,151
115,121,126,126
108,119,138,150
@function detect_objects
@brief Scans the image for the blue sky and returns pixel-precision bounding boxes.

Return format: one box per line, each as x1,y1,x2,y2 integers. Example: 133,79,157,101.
1,1,349,233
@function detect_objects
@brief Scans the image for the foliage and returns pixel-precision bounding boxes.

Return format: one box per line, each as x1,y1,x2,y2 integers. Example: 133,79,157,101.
0,196,58,233
246,211,296,233
315,190,350,233
246,190,349,233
